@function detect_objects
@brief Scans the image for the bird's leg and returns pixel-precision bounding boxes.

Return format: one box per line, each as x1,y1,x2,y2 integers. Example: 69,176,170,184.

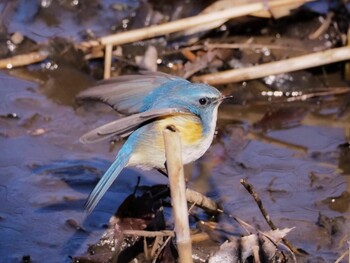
157,165,168,177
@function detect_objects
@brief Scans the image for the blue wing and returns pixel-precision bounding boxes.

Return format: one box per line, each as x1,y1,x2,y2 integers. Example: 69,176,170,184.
77,71,189,114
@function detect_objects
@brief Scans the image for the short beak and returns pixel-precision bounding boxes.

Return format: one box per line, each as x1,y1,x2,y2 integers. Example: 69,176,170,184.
216,95,233,104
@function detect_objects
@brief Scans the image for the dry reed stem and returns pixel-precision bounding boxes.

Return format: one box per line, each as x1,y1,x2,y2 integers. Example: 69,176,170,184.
103,44,113,79
193,46,350,85
79,0,312,49
163,127,193,263
0,50,49,69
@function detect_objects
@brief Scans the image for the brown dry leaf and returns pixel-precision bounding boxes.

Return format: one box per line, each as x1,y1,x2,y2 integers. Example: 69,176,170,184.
253,106,308,131
182,49,232,79
182,50,219,79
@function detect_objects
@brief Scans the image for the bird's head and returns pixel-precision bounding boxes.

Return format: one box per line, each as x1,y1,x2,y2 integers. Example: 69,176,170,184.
152,82,226,133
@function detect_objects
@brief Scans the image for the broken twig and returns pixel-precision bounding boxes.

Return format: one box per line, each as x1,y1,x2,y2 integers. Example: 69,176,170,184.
186,188,222,213
240,179,277,230
240,179,304,255
309,12,334,40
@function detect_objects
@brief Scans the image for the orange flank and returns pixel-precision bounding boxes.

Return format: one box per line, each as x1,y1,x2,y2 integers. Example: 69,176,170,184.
130,114,204,167
157,115,203,145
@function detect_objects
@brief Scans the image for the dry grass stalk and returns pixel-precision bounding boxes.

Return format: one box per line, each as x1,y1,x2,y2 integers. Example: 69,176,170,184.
193,46,350,85
163,126,193,263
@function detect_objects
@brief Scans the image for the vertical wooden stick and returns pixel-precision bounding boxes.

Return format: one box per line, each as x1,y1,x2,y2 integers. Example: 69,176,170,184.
104,44,113,79
163,127,193,263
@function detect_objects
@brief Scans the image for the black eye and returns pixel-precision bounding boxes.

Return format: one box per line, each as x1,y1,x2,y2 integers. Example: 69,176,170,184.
199,97,208,105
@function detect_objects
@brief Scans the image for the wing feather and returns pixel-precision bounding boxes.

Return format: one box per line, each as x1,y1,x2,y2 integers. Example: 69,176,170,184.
77,72,184,114
80,108,191,143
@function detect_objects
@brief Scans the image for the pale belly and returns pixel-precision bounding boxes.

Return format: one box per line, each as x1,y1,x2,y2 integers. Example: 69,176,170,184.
128,115,215,170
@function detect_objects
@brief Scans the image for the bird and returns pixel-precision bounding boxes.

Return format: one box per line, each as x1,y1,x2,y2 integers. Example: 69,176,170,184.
78,71,226,213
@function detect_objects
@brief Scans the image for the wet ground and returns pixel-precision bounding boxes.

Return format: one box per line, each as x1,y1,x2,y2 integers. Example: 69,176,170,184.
0,1,349,262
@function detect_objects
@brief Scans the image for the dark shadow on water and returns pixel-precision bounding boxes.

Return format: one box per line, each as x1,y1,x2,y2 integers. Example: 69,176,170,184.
30,157,168,258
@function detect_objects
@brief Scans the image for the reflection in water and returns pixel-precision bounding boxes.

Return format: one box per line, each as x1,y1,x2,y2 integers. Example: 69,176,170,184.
322,191,350,213
9,65,94,106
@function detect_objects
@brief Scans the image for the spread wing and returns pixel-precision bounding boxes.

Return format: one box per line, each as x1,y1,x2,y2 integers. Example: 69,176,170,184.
76,71,187,114
80,107,191,143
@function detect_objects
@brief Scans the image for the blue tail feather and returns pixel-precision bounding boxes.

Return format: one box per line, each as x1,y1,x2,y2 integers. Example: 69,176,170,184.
85,149,131,213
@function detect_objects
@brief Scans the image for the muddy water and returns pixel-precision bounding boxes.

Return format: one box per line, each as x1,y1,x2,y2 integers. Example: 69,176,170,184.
0,1,349,263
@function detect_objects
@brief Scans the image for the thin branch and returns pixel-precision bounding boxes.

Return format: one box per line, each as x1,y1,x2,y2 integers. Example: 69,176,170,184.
240,179,277,230
240,179,304,255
